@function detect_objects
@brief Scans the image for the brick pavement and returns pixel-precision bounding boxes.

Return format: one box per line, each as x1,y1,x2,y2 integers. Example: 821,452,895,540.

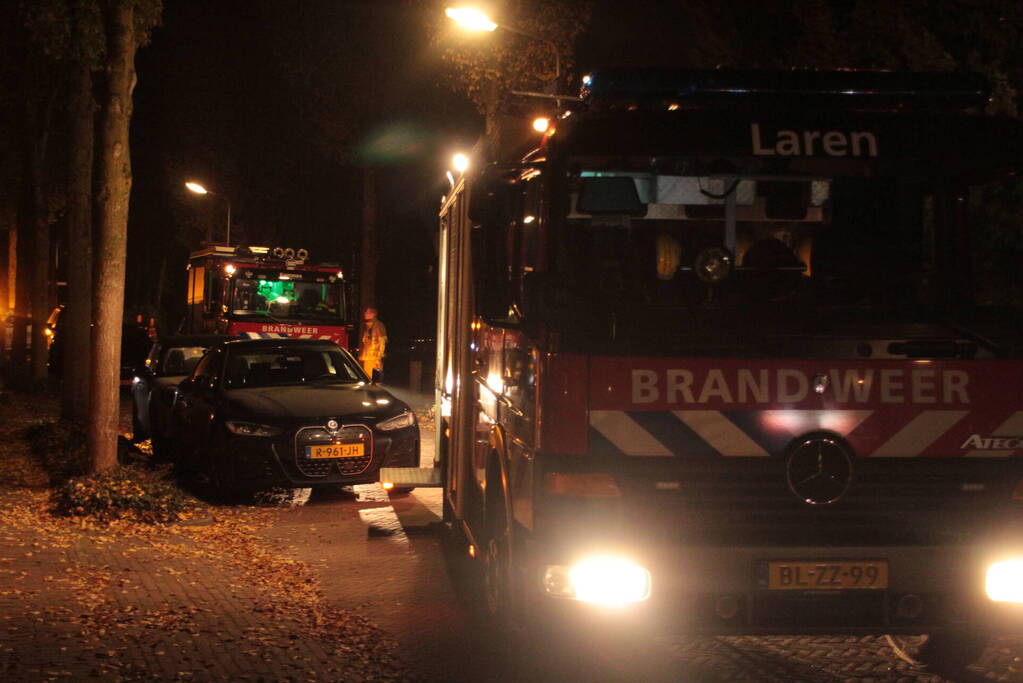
0,484,415,682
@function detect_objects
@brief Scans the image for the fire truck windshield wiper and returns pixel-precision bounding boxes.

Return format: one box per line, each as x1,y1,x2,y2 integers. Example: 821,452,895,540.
937,318,1001,355
237,310,286,324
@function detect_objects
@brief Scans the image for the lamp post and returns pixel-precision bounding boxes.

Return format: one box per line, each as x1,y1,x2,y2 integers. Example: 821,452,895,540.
185,181,232,246
445,6,562,93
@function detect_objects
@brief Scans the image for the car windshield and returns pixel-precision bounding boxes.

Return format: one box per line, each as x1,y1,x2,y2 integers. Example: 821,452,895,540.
224,346,363,388
160,346,209,376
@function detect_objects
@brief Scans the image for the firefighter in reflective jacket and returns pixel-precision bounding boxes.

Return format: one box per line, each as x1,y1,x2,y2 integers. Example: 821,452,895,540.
359,307,387,377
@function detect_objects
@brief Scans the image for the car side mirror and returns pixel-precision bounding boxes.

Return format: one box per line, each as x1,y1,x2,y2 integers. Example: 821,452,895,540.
371,368,382,383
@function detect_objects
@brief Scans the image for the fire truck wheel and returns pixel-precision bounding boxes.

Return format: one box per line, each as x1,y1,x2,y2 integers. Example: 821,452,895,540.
482,480,513,627
885,632,989,675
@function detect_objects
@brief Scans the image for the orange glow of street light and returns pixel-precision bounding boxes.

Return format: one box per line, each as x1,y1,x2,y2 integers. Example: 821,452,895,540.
185,181,209,195
452,153,470,174
445,7,497,32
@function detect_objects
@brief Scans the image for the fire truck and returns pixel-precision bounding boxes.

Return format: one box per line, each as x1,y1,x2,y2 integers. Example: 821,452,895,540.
382,70,1023,673
183,245,356,348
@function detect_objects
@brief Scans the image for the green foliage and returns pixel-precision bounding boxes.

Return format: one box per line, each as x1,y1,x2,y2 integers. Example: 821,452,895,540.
25,419,90,483
19,0,104,64
53,466,188,524
970,178,1023,307
132,0,164,48
431,0,593,116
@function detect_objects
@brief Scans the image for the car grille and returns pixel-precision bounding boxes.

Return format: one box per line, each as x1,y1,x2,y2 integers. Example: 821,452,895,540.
294,425,374,477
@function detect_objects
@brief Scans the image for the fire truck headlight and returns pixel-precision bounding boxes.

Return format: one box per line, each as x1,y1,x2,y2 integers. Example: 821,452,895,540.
543,556,651,607
985,558,1023,603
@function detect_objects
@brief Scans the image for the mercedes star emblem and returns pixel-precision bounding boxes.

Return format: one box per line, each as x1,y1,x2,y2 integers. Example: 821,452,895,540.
326,419,340,432
785,436,853,505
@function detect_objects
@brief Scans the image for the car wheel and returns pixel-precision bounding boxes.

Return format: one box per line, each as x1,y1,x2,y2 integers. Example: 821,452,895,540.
151,435,173,461
885,632,988,676
204,431,239,504
131,411,144,443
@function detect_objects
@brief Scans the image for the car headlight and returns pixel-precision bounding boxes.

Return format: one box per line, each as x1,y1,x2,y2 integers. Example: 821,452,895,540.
377,410,415,432
986,558,1023,603
543,556,651,607
224,421,282,437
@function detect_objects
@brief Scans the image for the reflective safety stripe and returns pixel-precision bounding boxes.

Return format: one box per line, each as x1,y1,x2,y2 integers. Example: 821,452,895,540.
966,410,1023,458
673,410,769,457
870,410,968,457
590,410,673,457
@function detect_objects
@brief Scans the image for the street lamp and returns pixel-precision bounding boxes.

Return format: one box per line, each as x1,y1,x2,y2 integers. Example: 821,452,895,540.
445,6,562,92
185,181,232,246
452,152,470,174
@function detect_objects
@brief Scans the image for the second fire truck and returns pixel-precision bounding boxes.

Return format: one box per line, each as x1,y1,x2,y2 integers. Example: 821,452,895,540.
183,245,356,348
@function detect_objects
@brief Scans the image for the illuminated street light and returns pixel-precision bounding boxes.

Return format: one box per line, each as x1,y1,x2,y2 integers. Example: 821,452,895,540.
184,180,232,246
444,7,497,32
452,153,470,174
445,6,561,91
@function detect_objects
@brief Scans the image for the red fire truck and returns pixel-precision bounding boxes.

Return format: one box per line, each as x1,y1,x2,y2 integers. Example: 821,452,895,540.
183,245,356,348
382,70,1023,673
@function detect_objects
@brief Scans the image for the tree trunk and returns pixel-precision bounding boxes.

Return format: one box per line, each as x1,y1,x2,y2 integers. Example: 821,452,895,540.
0,223,9,365
11,202,29,371
29,145,51,383
89,0,136,474
359,166,377,339
482,79,501,162
152,250,166,321
62,58,94,420
26,82,58,384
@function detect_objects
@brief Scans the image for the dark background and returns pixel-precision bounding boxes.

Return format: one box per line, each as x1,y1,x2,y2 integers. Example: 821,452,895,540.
128,0,481,345
124,0,1023,345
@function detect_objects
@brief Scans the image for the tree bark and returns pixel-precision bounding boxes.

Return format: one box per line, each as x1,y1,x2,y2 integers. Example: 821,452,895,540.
0,225,7,361
62,57,95,420
27,83,58,383
89,0,136,473
11,197,29,371
359,166,377,340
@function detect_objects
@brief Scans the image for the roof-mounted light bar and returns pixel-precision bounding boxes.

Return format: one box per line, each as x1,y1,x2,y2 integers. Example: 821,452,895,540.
580,69,991,112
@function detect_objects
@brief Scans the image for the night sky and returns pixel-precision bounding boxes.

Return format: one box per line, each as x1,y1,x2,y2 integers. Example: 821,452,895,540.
127,0,481,343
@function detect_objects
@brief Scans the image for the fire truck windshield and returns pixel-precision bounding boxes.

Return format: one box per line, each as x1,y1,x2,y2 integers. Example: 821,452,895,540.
229,277,345,324
559,165,1011,316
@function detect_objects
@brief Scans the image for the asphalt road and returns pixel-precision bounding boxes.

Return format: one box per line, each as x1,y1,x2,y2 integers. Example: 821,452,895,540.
255,390,1023,683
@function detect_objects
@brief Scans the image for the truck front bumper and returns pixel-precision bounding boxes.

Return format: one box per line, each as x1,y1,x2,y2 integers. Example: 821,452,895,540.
517,540,1023,636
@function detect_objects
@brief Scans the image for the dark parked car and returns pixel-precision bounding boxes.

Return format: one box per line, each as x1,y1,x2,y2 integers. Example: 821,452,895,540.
131,335,227,454
170,338,419,498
